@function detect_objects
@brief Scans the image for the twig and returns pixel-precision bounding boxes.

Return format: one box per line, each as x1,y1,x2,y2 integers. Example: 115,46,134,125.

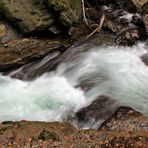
81,0,89,27
86,13,105,40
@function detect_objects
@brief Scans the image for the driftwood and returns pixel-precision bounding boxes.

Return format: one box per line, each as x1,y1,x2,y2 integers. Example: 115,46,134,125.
81,0,105,39
81,0,89,27
86,13,105,39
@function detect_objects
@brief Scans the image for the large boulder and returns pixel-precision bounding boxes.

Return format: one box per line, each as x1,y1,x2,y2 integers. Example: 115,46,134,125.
0,0,54,34
45,0,82,26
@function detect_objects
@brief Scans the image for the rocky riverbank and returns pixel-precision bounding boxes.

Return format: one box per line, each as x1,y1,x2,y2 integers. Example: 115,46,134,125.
0,107,147,147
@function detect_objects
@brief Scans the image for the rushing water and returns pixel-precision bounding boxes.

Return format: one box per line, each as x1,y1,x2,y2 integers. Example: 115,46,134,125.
0,42,148,125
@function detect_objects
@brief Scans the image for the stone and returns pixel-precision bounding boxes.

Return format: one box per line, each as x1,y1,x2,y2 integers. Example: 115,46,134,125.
131,0,148,8
0,24,6,37
99,106,148,131
0,0,54,34
73,96,119,129
141,53,148,66
45,0,82,26
104,8,147,45
0,38,69,71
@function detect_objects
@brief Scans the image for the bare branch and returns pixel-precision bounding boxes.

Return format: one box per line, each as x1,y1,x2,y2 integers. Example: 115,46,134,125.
81,0,89,27
86,13,105,39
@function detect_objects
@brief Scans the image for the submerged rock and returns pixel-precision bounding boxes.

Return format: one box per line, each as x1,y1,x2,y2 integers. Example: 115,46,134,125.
73,96,119,129
141,53,148,66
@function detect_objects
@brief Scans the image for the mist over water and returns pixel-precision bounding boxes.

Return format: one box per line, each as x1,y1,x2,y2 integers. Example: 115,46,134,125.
0,42,148,123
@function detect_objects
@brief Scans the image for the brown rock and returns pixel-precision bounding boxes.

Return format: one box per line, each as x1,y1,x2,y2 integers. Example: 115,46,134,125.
0,38,69,71
0,24,6,37
0,119,147,147
99,106,148,131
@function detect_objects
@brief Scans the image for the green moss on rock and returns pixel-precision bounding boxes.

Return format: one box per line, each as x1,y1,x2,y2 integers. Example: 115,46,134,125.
0,0,54,34
46,0,82,26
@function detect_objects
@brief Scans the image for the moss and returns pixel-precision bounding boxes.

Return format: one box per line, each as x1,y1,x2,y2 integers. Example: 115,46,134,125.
38,129,60,141
0,0,21,24
0,0,54,34
0,127,7,135
32,0,40,5
46,0,82,26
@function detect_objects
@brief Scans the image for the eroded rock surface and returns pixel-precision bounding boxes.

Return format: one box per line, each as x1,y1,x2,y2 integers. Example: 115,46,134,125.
0,107,147,147
0,38,69,71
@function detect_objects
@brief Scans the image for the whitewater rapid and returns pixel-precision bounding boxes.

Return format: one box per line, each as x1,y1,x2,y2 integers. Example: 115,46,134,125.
0,42,148,122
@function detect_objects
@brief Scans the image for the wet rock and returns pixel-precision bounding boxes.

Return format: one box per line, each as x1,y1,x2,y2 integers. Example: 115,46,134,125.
142,3,148,32
141,53,148,66
73,96,119,129
8,32,115,80
0,38,69,71
104,8,147,45
45,0,82,27
0,0,54,34
99,106,148,131
115,28,144,45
